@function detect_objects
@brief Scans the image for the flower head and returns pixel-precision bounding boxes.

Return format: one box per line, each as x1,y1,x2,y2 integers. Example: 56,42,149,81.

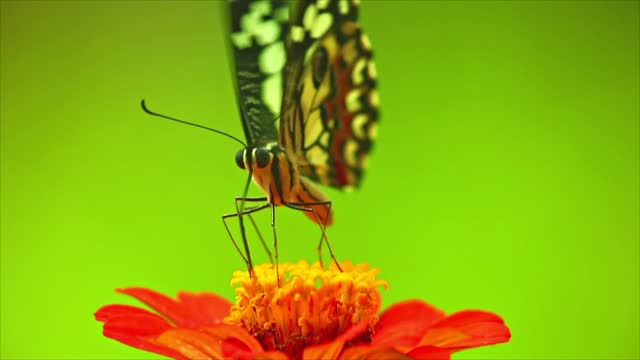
95,261,510,359
226,261,386,357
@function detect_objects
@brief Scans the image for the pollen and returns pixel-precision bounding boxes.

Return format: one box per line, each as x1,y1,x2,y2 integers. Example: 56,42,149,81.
225,261,388,359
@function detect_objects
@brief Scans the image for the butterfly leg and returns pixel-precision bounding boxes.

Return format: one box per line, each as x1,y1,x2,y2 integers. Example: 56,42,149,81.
244,212,273,263
235,197,273,263
268,202,280,284
284,201,342,272
222,197,269,274
236,197,280,282
317,201,333,268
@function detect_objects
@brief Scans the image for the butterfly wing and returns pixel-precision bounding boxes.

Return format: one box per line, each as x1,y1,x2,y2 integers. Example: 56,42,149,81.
226,0,291,146
280,0,379,189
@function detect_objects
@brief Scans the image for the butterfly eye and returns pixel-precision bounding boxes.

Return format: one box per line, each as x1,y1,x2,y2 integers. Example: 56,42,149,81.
235,149,245,169
255,148,271,168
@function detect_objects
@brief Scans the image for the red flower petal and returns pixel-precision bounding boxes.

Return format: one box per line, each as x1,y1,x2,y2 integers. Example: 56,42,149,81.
302,321,369,360
406,346,451,360
97,289,267,360
102,313,172,337
155,328,222,359
303,338,344,360
434,310,504,328
339,345,413,360
221,338,255,360
96,303,187,359
117,287,232,328
258,351,291,360
102,330,189,360
95,304,166,323
418,310,511,350
177,291,233,327
117,287,191,326
203,324,264,358
372,300,446,350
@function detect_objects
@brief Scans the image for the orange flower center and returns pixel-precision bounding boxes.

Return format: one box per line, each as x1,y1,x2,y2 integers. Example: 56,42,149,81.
225,261,388,359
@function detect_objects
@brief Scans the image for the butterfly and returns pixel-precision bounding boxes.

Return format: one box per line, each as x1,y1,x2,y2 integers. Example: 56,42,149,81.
222,0,379,272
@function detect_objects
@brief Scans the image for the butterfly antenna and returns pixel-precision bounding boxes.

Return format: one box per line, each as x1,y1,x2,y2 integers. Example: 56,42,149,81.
141,99,247,147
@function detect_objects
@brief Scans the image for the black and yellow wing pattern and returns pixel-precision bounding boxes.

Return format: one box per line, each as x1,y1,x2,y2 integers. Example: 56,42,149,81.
280,0,379,189
227,0,378,226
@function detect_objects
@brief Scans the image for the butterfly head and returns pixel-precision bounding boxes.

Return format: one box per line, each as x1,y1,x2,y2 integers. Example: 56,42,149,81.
235,147,274,171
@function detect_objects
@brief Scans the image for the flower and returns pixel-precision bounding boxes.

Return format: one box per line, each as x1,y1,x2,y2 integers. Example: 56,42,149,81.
95,261,510,359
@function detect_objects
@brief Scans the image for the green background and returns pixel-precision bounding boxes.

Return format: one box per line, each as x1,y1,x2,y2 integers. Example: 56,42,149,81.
1,0,638,359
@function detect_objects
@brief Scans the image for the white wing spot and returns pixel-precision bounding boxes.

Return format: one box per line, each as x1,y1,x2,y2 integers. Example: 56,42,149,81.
338,0,349,14
343,140,359,166
311,13,333,38
259,41,285,74
317,0,330,10
361,33,372,50
352,114,368,139
303,3,318,30
250,0,271,15
255,20,281,46
241,11,261,35
291,25,305,42
262,74,282,115
352,58,366,85
231,32,251,49
346,89,362,112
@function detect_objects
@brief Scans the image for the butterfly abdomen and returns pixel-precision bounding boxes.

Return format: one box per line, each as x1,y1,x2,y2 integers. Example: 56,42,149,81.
295,176,333,226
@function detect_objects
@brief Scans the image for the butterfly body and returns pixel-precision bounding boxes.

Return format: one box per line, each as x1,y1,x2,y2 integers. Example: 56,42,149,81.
235,145,333,225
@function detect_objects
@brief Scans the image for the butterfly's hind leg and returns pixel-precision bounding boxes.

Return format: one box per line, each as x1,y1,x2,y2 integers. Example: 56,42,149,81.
318,201,334,268
284,200,342,272
222,197,269,274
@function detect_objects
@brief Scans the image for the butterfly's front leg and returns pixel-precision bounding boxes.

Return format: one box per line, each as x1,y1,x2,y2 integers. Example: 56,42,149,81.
221,197,269,274
235,197,273,263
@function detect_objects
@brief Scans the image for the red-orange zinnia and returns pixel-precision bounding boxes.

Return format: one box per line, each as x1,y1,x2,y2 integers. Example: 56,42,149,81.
95,261,511,359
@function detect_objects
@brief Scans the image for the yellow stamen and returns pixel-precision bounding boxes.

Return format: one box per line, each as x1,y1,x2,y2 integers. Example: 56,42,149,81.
225,261,388,358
